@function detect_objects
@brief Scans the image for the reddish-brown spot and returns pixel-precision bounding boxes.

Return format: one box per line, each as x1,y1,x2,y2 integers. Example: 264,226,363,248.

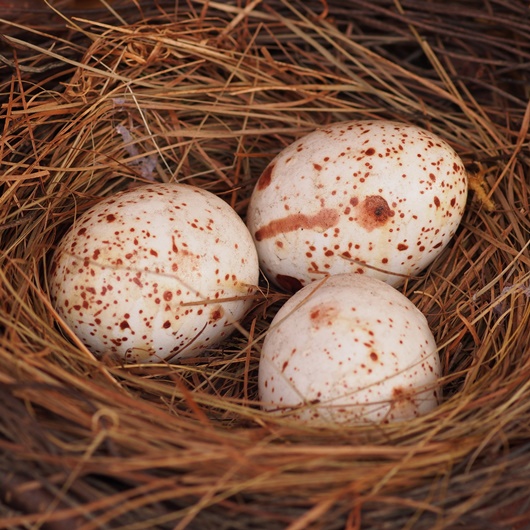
365,148,376,156
390,387,417,417
397,243,409,251
256,163,275,190
150,249,158,257
370,352,378,362
309,304,338,327
77,228,87,236
313,162,323,171
163,291,173,301
429,173,436,182
163,320,171,329
106,214,116,222
92,249,100,260
357,196,394,231
254,208,339,241
433,196,441,208
350,197,359,207
171,236,178,253
210,306,225,321
282,360,289,372
276,274,303,293
120,321,130,330
310,309,320,320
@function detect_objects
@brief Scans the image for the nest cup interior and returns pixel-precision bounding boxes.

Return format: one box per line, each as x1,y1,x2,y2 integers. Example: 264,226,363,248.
1,1,529,529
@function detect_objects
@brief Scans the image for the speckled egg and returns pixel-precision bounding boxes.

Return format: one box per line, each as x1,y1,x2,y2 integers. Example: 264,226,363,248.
258,273,441,424
247,119,468,291
49,183,259,363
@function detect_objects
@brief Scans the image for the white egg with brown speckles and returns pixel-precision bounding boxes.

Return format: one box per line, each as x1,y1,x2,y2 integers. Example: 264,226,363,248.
258,273,441,424
247,119,468,291
49,183,259,363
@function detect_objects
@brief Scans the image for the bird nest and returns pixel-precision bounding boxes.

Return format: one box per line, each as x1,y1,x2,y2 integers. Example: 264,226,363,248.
1,1,529,528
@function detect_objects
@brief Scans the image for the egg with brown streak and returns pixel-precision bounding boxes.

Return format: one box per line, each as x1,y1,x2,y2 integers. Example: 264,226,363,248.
247,119,468,291
258,273,441,425
49,183,259,363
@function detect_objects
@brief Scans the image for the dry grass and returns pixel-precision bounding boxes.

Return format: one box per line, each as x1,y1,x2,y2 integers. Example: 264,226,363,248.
1,0,529,528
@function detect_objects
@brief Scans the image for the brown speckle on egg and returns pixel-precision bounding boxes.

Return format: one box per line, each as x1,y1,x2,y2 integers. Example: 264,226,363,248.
256,162,275,190
254,208,340,242
357,195,395,231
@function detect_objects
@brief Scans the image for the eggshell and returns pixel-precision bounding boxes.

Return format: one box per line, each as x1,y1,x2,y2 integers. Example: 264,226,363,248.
258,273,441,424
49,183,259,363
247,119,468,291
